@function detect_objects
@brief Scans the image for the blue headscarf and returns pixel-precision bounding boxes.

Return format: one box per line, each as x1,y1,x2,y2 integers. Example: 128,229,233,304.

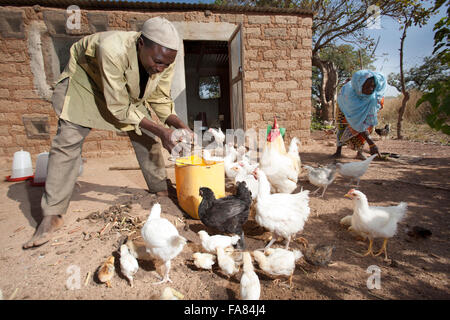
337,70,387,132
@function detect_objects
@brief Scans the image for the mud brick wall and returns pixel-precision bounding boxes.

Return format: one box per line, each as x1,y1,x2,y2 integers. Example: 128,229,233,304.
0,5,312,161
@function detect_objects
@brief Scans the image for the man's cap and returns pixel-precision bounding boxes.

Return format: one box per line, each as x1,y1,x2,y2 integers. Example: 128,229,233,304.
141,17,179,51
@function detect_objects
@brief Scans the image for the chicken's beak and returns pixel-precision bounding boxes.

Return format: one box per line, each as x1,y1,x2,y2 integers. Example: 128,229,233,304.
344,192,353,199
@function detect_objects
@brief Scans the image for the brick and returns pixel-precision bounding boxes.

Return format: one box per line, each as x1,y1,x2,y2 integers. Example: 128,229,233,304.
290,89,310,99
290,70,311,79
250,82,273,90
245,112,261,121
0,64,16,73
247,39,271,47
301,17,313,26
245,27,261,36
263,71,286,79
219,14,244,24
263,49,286,59
248,15,271,24
263,112,286,121
264,28,287,37
264,92,288,100
302,38,312,48
248,103,272,112
249,61,273,69
245,49,258,59
0,76,31,87
0,135,14,147
0,89,9,99
275,101,299,112
291,49,311,58
275,16,298,24
301,79,312,88
245,92,260,102
275,39,298,48
291,28,308,37
276,60,298,69
244,71,259,80
275,80,298,90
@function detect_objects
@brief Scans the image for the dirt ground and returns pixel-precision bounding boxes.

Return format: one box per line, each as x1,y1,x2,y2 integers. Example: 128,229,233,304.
0,132,449,300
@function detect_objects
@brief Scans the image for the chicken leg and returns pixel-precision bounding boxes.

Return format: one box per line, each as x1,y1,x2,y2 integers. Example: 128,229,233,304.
374,238,389,260
153,260,172,285
362,239,375,257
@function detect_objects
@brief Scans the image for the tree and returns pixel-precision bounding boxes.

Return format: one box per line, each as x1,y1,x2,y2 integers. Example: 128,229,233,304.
393,1,434,140
313,44,375,119
216,0,407,122
415,0,450,135
388,55,449,92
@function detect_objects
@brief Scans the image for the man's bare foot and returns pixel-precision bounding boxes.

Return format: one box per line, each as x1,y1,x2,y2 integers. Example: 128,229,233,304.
23,215,64,249
331,152,342,159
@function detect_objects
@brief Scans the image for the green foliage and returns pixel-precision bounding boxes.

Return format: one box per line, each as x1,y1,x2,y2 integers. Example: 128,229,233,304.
310,115,334,131
387,55,449,92
431,0,449,64
416,78,450,135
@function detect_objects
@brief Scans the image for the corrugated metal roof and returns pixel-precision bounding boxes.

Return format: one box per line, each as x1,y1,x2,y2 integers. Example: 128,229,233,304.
0,0,313,15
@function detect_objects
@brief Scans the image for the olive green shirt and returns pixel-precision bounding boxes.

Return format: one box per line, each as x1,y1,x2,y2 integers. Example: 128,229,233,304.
56,31,176,135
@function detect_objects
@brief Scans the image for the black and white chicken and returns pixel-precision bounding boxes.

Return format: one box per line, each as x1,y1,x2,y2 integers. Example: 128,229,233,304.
375,123,390,140
198,181,252,249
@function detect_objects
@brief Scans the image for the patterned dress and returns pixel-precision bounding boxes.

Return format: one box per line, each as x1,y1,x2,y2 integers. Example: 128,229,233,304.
336,97,384,151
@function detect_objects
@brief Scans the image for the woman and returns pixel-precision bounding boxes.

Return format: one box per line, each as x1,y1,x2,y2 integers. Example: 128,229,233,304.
334,70,386,160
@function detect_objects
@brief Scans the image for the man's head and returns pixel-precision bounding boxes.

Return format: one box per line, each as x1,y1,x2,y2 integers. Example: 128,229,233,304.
138,17,179,75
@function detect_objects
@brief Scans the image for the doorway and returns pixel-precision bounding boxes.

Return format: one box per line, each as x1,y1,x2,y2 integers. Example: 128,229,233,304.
184,40,230,132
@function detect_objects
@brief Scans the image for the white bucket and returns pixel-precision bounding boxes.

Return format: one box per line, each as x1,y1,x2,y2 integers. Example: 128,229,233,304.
11,149,33,179
34,152,49,183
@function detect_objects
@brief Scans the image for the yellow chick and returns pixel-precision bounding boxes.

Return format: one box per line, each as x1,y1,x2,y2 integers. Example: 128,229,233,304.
98,256,115,288
160,287,185,300
192,252,216,271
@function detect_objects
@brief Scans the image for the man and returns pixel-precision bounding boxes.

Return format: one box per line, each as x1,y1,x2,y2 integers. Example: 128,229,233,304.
23,17,192,249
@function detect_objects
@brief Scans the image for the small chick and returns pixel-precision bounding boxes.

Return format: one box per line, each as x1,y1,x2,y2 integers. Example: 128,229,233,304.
160,287,185,300
120,244,139,287
98,256,115,288
304,244,336,267
240,252,260,300
407,226,432,239
192,252,216,271
198,230,240,253
303,164,337,198
217,246,239,278
252,248,302,287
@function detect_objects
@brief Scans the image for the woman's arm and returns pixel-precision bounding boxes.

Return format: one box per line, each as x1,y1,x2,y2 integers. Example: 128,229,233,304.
360,131,380,156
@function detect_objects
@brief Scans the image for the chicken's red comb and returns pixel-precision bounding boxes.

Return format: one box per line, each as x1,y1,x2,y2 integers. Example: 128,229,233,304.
273,116,278,129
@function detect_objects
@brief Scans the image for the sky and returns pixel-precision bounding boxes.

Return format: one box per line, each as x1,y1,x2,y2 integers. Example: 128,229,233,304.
131,0,445,97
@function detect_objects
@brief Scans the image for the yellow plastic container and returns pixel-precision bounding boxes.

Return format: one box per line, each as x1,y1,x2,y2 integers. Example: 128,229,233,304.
175,154,225,219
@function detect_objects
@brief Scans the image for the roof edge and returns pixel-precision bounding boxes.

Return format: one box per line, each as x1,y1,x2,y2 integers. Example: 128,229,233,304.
0,0,314,16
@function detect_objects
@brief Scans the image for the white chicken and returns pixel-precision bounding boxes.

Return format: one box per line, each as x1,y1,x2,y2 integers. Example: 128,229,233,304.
207,127,225,145
303,163,337,198
119,244,139,287
198,230,240,253
345,189,407,260
192,252,216,271
141,203,187,284
253,168,310,249
336,154,377,186
223,145,241,179
240,252,260,300
252,248,303,287
234,165,259,200
216,246,239,278
259,117,301,194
